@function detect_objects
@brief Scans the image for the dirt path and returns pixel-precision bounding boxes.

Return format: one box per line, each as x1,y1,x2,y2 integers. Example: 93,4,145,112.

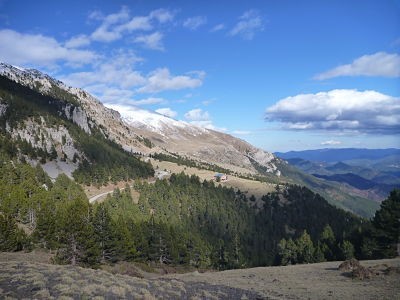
166,258,400,300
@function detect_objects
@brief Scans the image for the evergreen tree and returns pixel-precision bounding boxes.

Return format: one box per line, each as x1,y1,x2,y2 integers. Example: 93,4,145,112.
314,242,326,262
55,198,99,266
372,189,400,257
92,203,119,263
0,214,30,251
320,224,336,260
278,238,298,265
340,240,355,260
296,230,315,264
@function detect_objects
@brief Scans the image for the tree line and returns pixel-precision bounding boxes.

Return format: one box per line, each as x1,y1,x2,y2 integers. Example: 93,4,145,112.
1,153,398,269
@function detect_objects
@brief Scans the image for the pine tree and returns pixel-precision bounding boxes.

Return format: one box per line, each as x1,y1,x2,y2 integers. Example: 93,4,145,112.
296,230,315,264
314,242,326,262
92,203,118,263
0,214,30,251
340,240,355,260
372,189,400,257
55,197,99,266
320,224,336,260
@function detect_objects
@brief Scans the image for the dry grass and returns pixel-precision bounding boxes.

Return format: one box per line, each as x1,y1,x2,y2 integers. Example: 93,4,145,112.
168,258,400,300
151,158,276,199
0,259,260,299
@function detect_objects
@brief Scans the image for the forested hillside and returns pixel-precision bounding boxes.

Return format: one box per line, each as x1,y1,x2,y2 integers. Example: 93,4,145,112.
2,145,398,270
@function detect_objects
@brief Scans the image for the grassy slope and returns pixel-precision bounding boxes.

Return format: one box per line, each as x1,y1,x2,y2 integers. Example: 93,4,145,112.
1,252,399,300
170,257,400,300
0,252,260,300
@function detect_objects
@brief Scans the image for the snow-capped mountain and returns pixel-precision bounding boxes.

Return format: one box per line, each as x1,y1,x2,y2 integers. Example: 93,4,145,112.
0,62,281,176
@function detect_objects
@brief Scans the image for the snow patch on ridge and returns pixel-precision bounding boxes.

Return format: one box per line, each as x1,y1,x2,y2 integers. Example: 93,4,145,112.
106,104,207,137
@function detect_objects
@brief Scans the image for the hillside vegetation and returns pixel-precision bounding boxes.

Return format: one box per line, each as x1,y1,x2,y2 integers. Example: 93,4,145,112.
1,148,399,270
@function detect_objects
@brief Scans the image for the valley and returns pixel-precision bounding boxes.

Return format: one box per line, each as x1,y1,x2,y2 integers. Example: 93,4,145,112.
1,2,399,299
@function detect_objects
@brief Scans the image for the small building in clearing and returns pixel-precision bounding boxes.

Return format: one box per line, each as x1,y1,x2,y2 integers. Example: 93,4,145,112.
213,173,228,182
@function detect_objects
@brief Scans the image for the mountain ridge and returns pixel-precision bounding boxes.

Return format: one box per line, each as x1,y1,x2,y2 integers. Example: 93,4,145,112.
0,62,382,217
0,62,281,178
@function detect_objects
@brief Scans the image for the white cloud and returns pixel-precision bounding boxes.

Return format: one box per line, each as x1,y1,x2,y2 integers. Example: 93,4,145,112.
184,108,210,121
90,6,130,42
156,107,177,118
210,24,225,32
229,10,263,40
138,68,205,93
321,140,341,146
232,130,251,135
133,32,164,50
315,52,400,80
115,16,152,33
61,51,145,89
149,8,175,23
0,29,97,67
131,97,165,105
184,108,226,131
202,99,215,106
265,89,400,134
65,34,91,48
183,16,207,30
90,7,174,43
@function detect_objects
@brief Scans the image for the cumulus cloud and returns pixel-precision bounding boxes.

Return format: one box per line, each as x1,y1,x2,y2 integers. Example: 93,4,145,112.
155,107,177,118
149,8,175,23
90,7,174,43
183,16,207,30
314,52,400,80
229,10,263,40
184,108,226,131
90,6,130,42
61,51,145,89
210,24,225,32
265,89,400,134
0,29,97,67
184,108,210,121
321,140,341,146
65,34,91,48
138,68,205,93
133,32,164,50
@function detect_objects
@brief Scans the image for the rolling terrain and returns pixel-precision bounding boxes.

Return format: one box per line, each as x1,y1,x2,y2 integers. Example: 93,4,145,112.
276,149,400,205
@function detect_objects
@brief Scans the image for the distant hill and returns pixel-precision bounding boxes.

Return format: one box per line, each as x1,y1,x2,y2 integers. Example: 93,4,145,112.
276,148,400,163
276,149,400,203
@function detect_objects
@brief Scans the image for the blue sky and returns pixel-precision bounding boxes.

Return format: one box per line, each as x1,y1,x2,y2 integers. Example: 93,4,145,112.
0,0,399,151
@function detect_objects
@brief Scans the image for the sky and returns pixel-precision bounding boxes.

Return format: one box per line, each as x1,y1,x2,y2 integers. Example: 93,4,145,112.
0,0,399,152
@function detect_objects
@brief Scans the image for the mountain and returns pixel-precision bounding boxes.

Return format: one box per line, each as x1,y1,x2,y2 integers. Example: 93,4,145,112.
0,63,280,179
119,106,280,176
0,62,381,217
276,149,400,204
276,148,400,163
